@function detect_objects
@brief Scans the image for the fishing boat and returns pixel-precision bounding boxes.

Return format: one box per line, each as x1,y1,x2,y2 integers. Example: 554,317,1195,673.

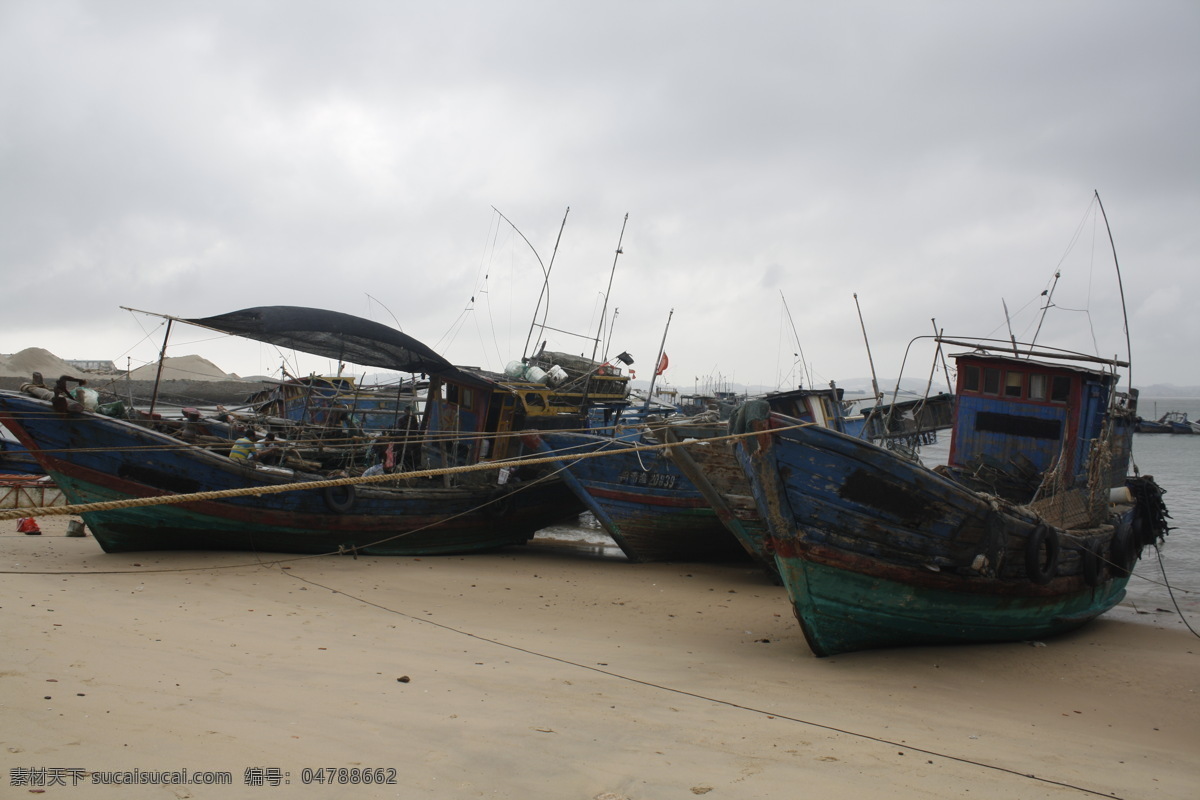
0,305,610,555
1135,411,1195,434
527,385,849,565
736,340,1170,657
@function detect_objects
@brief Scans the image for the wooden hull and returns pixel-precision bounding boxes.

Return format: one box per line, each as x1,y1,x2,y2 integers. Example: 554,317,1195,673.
530,431,749,563
656,425,776,572
773,546,1130,656
0,391,582,556
738,417,1157,656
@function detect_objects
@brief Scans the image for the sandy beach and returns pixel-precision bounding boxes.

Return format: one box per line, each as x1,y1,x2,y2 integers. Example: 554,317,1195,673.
2,517,1197,799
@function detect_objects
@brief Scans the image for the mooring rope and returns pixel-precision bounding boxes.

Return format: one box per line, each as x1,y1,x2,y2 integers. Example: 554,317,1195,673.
0,422,796,522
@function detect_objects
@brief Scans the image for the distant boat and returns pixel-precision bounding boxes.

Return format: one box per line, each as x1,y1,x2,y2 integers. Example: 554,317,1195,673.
736,339,1170,657
1158,411,1194,434
527,386,850,566
0,305,625,556
842,392,956,446
1135,411,1195,434
1134,416,1172,433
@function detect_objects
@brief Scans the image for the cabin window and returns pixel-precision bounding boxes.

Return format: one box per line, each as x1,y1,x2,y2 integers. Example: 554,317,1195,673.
446,384,459,404
1051,375,1072,403
1027,374,1046,400
459,388,473,408
1029,374,1047,401
1004,371,1024,398
962,365,980,392
982,368,1001,395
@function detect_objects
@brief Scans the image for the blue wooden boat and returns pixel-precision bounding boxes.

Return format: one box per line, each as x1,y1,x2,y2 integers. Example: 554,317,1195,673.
1,427,45,475
736,340,1170,656
0,306,596,555
527,386,850,564
529,425,745,563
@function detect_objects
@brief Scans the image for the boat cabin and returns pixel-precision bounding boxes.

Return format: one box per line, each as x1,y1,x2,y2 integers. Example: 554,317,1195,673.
948,351,1135,490
764,386,847,430
422,359,631,467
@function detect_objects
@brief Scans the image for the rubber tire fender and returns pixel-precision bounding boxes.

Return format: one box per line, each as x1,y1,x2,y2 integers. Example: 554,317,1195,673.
1079,542,1101,587
1025,524,1060,585
1109,520,1136,578
323,484,357,514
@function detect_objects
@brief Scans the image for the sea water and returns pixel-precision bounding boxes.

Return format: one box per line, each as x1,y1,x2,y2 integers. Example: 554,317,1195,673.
537,397,1200,618
1120,398,1200,616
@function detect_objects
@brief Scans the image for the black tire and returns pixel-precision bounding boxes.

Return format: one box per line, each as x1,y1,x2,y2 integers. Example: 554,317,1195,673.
1080,543,1101,587
1109,521,1136,578
323,484,356,514
1025,524,1059,585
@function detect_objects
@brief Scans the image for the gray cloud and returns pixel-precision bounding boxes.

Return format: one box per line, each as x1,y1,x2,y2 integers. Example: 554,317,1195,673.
2,0,1196,391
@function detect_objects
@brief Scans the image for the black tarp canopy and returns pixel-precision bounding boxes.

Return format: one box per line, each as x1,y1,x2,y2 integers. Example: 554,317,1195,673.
185,306,455,375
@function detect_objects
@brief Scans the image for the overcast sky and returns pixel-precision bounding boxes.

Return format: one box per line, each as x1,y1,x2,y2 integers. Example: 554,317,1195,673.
3,1,1197,396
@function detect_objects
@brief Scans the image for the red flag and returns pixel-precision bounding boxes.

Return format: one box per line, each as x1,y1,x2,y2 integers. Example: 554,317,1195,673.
655,352,669,376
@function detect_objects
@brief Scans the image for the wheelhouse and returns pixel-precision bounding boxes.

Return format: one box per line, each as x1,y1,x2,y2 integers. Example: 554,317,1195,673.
948,351,1135,489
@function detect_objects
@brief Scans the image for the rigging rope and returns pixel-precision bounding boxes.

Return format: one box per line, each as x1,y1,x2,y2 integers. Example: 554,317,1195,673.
0,422,792,523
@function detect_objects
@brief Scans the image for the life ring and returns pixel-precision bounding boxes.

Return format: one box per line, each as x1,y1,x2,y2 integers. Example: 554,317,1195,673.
1108,521,1136,578
323,484,357,514
1025,524,1059,585
1079,543,1101,587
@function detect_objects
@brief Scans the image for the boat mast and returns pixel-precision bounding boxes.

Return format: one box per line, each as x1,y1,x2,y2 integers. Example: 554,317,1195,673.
498,206,569,362
1028,269,1061,352
1094,191,1134,392
148,318,173,417
603,308,620,363
591,214,628,363
644,309,674,408
1001,298,1020,357
853,294,882,405
780,291,811,388
931,318,953,392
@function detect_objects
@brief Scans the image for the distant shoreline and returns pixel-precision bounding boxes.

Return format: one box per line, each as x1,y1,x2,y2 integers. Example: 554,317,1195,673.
0,376,271,407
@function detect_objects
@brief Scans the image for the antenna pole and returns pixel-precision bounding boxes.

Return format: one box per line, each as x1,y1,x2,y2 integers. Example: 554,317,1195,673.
592,213,628,363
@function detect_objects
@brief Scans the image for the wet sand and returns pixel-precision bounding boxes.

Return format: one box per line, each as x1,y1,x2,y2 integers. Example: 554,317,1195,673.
2,517,1197,799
